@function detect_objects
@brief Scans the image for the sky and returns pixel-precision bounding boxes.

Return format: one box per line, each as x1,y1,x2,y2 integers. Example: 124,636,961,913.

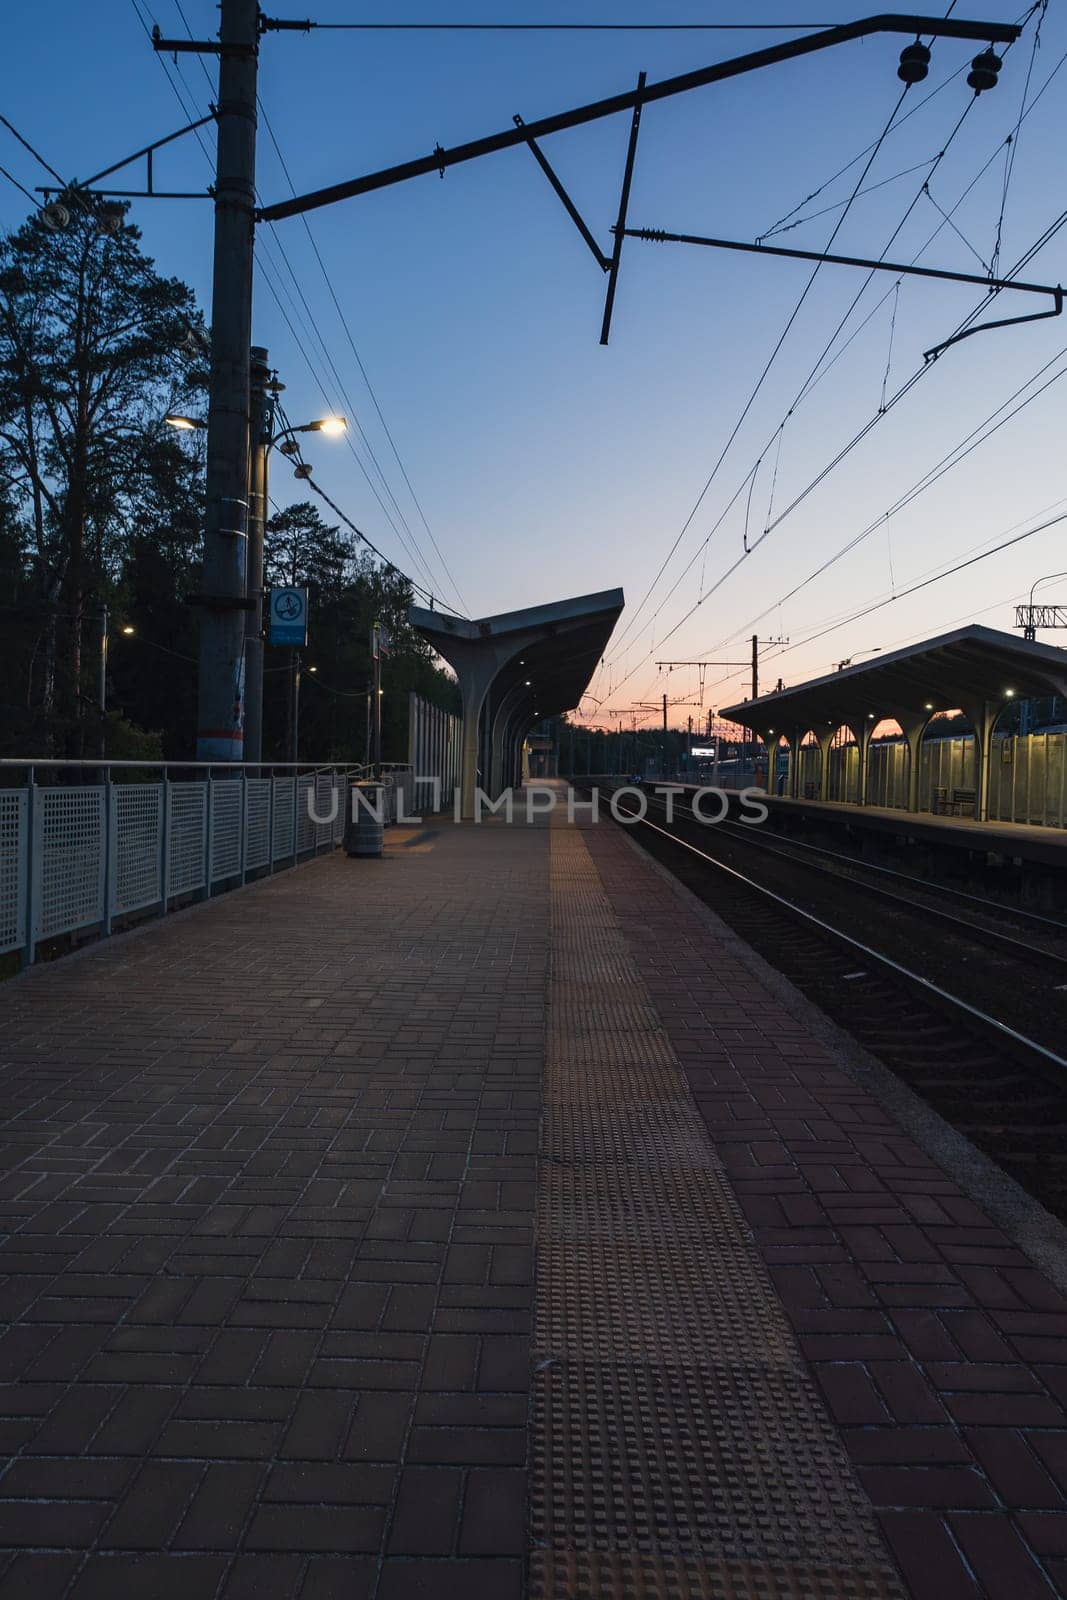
3,1,1067,731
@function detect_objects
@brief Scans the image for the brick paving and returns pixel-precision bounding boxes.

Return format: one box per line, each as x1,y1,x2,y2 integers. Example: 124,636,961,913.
1,799,1065,1598
0,819,545,1598
583,815,1067,1600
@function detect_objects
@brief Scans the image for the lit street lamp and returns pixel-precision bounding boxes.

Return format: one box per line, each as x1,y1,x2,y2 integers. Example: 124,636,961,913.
166,368,347,764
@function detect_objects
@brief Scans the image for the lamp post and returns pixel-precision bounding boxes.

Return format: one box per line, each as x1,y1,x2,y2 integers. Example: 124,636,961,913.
167,375,346,764
834,648,882,671
1019,571,1067,640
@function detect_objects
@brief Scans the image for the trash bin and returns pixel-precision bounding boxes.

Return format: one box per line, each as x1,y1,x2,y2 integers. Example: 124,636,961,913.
345,781,384,858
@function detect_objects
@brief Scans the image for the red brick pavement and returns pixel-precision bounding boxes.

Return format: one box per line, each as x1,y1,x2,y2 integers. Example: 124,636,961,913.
583,818,1067,1600
0,822,545,1599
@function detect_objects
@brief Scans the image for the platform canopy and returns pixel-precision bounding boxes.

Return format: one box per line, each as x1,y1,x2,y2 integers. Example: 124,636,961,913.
410,588,624,816
720,624,1067,735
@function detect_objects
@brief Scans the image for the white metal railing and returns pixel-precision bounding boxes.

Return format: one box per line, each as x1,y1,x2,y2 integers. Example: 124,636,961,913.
0,761,363,968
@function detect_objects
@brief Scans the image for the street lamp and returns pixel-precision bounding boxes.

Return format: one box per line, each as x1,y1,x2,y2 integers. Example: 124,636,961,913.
249,365,348,765
165,411,346,439
1018,571,1067,639
834,648,881,671
166,373,347,765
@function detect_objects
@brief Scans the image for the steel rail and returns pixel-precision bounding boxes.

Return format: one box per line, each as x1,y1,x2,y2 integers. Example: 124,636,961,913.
620,781,1067,936
609,796,1067,1077
712,815,1067,935
630,785,1067,966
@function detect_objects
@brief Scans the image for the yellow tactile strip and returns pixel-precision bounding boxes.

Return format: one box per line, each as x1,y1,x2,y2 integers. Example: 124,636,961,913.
530,825,905,1599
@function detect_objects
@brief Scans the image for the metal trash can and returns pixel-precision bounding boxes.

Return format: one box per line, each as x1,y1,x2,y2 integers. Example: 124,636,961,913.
345,781,384,858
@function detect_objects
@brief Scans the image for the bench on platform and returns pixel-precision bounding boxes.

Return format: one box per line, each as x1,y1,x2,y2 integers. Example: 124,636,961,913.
933,785,977,816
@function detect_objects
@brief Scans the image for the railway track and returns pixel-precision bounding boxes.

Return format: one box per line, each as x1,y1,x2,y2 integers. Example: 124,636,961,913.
598,786,1067,1224
685,803,1067,970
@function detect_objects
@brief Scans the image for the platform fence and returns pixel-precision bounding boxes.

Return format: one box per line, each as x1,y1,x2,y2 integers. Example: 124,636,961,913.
0,761,365,968
790,734,1066,826
407,693,461,809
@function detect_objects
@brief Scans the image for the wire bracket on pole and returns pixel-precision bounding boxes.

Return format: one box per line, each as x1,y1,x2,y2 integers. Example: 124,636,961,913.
513,115,610,271
36,112,219,203
151,24,254,55
601,71,645,346
923,287,1064,361
626,225,1064,362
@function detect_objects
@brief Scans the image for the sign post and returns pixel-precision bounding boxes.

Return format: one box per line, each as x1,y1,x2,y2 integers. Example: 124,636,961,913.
269,589,308,762
269,587,308,648
371,621,392,772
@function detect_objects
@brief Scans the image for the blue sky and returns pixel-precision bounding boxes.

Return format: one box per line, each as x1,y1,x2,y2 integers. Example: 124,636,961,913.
4,1,1066,726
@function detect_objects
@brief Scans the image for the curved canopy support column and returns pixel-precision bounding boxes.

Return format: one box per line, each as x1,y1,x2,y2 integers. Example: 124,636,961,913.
787,730,803,798
897,713,928,812
961,698,1002,822
855,721,875,807
752,728,780,794
410,589,624,820
817,730,835,801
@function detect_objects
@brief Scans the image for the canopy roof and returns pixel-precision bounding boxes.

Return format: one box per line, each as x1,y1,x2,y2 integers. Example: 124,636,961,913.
411,588,624,729
720,625,1067,734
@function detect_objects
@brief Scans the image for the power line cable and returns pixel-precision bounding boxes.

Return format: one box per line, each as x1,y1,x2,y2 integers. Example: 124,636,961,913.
163,0,453,603
285,21,839,31
758,61,969,241
991,0,1047,276
606,81,913,661
167,0,463,610
0,163,40,207
254,98,469,616
685,341,1067,688
599,32,1067,701
601,6,1050,681
776,505,1067,656
603,91,978,676
762,156,948,241
134,0,451,603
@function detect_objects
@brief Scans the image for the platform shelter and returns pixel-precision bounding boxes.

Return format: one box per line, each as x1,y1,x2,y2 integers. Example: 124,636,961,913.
721,624,1067,823
409,589,624,818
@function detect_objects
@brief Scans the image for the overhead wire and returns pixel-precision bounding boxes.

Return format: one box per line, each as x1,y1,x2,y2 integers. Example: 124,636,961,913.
683,333,1067,701
605,79,915,664
599,15,1064,702
757,62,969,241
991,0,1047,276
122,0,452,615
288,21,839,31
634,322,1067,685
769,504,1067,659
162,0,462,608
0,164,40,208
600,4,1051,686
254,97,469,616
601,91,979,680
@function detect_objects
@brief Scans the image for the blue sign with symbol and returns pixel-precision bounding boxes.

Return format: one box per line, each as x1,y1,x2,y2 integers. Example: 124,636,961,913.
269,587,308,647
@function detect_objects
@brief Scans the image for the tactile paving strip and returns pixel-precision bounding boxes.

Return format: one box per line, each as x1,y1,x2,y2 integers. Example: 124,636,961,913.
532,825,904,1600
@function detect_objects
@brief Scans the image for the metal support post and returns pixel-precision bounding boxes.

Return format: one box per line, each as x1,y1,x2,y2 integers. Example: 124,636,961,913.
195,0,258,761
99,606,108,716
160,773,170,916
22,768,35,969
289,650,301,763
244,345,272,766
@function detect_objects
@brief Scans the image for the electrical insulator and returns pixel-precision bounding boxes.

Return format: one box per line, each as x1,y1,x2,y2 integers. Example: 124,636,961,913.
897,42,931,85
95,203,124,235
967,48,1002,93
39,201,70,231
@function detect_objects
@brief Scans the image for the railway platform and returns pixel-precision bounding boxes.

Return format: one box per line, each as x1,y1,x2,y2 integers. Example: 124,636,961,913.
757,792,1067,858
0,788,1065,1599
